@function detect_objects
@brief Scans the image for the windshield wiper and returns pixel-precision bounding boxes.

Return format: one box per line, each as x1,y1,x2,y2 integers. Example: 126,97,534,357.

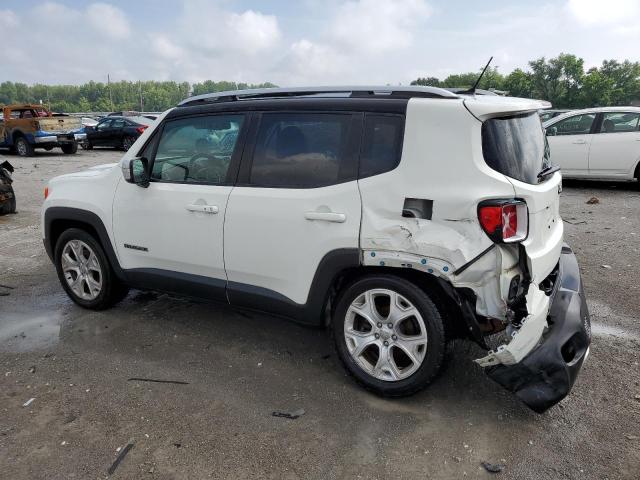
537,164,560,180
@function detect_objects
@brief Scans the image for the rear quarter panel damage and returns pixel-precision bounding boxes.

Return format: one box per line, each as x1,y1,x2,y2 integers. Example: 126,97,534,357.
358,98,520,321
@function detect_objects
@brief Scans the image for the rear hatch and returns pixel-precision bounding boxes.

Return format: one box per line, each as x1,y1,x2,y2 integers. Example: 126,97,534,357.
38,116,82,134
467,98,562,284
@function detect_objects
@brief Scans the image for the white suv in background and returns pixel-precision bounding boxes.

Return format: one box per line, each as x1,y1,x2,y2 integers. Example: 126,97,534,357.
42,86,591,412
544,106,640,182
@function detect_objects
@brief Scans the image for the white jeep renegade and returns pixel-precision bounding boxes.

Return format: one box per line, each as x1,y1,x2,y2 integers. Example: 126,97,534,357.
42,86,591,412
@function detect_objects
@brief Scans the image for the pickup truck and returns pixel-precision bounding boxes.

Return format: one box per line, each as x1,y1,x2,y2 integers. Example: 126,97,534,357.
0,104,86,157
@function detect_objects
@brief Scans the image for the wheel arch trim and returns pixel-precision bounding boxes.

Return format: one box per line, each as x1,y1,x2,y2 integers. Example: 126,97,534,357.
43,206,125,280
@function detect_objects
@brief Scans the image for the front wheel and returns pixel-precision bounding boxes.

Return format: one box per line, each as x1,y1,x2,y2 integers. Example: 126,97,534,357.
54,228,129,310
61,143,78,154
122,136,136,151
331,275,445,397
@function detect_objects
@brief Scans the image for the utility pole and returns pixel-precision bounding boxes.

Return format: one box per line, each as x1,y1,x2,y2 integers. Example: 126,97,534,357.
139,81,144,112
107,74,114,112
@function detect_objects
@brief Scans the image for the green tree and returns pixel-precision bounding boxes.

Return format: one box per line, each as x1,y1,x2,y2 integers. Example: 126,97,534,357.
528,53,585,108
410,77,441,87
503,68,533,98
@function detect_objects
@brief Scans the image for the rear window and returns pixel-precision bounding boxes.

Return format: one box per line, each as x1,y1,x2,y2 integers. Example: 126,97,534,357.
481,112,551,184
359,114,404,178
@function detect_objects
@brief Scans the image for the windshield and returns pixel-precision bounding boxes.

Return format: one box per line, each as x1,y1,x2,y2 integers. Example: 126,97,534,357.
481,112,551,184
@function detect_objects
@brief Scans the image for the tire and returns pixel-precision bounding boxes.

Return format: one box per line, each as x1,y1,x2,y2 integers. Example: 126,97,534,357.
54,228,129,310
122,136,136,151
14,137,34,157
81,141,93,150
61,143,78,154
331,274,445,397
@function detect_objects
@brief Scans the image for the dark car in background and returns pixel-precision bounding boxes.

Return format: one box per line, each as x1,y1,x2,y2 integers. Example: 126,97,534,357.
82,116,153,151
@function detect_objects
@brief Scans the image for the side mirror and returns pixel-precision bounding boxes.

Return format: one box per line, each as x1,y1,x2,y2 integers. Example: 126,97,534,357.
122,157,150,187
546,126,557,136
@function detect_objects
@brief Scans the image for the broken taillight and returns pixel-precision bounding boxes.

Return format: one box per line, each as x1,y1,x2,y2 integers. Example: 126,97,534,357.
478,200,528,243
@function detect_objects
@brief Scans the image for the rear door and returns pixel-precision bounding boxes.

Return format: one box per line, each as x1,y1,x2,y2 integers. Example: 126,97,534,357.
546,113,597,177
109,118,126,147
224,111,362,309
588,111,640,178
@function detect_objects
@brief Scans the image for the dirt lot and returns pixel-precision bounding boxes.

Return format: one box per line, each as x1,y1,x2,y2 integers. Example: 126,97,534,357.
1,149,639,480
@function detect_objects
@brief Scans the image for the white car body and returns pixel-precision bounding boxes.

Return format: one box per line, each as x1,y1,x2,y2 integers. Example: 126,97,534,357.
544,106,640,181
42,86,591,411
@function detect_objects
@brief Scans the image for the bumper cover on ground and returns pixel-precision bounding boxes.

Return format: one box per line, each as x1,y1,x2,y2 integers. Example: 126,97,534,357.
486,244,591,413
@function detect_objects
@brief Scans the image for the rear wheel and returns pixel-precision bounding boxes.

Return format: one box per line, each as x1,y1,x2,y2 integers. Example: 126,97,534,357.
14,137,34,157
122,136,136,151
54,228,129,310
61,143,78,154
331,275,445,397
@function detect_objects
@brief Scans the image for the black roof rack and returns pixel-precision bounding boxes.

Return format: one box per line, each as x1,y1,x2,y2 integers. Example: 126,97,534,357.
178,86,459,107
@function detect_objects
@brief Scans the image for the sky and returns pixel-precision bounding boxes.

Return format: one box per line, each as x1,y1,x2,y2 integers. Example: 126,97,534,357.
1,0,640,86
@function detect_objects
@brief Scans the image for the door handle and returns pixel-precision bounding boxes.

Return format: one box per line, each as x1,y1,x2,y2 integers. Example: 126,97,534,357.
572,139,587,144
304,211,346,223
186,204,218,214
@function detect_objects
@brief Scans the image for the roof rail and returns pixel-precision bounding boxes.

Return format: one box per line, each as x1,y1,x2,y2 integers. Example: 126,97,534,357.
178,85,459,106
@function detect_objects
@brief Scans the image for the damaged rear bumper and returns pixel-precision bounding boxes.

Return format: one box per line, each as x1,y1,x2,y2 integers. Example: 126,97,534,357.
481,244,591,413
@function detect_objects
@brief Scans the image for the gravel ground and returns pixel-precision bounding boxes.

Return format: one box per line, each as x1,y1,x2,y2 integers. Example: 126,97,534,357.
1,149,639,480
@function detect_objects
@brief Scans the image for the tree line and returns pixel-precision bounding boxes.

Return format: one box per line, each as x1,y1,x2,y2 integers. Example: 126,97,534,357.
0,80,276,113
411,54,640,109
1,53,638,112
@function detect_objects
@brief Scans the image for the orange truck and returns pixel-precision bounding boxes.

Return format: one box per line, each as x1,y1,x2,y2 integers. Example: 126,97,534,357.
0,104,85,156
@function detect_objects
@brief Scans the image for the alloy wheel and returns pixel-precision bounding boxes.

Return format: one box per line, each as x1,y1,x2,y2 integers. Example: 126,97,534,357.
16,140,27,156
344,288,428,381
61,240,103,300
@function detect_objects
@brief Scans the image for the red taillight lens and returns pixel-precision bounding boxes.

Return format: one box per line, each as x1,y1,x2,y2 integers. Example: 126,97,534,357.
44,186,49,199
136,125,148,134
478,200,528,243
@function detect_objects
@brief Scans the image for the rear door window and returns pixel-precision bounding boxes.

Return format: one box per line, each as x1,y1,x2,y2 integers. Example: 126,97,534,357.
359,114,404,178
482,112,551,185
599,112,640,133
248,112,353,188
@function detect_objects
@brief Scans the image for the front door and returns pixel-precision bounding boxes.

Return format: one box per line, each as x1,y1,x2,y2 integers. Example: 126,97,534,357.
546,113,596,177
588,111,640,177
112,112,247,300
224,111,362,309
91,119,113,146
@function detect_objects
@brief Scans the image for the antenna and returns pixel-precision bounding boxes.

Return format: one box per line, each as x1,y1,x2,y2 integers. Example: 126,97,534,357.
462,56,494,94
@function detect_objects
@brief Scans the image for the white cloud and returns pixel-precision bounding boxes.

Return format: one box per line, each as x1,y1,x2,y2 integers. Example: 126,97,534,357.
86,3,131,39
0,9,19,28
227,10,281,53
566,0,640,26
149,34,185,61
330,0,431,53
1,0,639,89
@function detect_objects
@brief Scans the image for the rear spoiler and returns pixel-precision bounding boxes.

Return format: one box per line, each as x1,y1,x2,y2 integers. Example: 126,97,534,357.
463,96,551,121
